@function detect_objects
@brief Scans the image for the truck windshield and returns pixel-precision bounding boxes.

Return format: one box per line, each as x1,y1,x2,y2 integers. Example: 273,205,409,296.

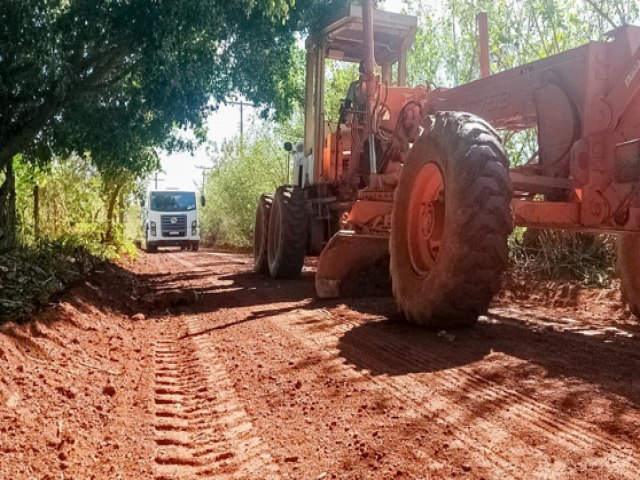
150,192,197,212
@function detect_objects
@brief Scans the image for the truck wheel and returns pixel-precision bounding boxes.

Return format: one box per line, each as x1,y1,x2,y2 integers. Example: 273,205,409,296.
268,186,307,278
192,241,199,251
147,243,158,254
390,112,513,327
254,194,273,274
617,234,640,318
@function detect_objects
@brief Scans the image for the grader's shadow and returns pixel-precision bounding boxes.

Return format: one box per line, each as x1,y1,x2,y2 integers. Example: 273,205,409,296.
336,312,640,408
336,318,490,375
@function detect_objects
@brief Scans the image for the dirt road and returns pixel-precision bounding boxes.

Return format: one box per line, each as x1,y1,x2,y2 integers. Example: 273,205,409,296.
1,248,639,479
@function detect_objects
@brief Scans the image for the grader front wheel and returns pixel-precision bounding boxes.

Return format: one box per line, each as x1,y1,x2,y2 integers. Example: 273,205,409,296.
390,112,513,327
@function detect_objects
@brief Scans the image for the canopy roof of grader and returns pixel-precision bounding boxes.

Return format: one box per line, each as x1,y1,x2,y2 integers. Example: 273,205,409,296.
310,3,417,64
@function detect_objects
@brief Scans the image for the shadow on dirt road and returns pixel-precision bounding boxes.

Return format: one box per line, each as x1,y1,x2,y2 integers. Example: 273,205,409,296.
337,314,640,408
44,248,640,411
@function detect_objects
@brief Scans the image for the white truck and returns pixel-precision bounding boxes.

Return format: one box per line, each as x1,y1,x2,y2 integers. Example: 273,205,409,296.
141,189,204,253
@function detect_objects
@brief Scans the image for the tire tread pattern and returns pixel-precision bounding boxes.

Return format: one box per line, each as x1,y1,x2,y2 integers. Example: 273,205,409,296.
268,186,307,278
390,112,513,327
254,194,272,274
617,234,640,319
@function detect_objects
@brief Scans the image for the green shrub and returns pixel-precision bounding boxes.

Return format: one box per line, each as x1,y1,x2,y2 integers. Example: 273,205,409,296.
509,228,615,287
200,126,291,247
0,239,108,320
15,155,140,254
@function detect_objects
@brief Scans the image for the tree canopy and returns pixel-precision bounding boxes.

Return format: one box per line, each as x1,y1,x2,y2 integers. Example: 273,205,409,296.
0,0,339,171
404,0,640,88
0,0,345,245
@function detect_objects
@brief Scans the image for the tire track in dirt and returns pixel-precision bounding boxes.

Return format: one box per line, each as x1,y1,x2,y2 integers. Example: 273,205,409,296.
266,311,527,479
154,250,640,478
164,253,536,477
151,317,279,479
182,315,280,479
249,284,640,476
273,308,640,479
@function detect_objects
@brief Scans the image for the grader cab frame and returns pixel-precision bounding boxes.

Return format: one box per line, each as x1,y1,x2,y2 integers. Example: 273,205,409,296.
254,0,640,327
300,4,417,186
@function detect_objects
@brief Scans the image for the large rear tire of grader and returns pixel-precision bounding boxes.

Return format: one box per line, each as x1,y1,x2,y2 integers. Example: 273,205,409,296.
617,234,640,318
267,186,307,278
253,194,273,274
390,112,513,327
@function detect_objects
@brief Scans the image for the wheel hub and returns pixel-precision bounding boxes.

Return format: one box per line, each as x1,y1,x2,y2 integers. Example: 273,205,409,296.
421,202,436,238
407,162,445,276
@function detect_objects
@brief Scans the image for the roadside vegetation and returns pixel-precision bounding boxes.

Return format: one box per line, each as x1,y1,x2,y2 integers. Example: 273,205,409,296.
0,239,103,320
200,126,293,247
509,229,616,287
0,0,340,319
1,154,139,320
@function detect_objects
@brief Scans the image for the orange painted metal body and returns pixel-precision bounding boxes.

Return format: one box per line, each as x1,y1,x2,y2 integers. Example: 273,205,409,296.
319,23,640,236
427,25,640,234
300,2,640,297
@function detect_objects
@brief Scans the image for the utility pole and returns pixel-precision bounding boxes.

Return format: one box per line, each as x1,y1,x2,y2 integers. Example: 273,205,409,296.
227,101,254,138
476,12,491,78
152,172,165,189
195,165,213,190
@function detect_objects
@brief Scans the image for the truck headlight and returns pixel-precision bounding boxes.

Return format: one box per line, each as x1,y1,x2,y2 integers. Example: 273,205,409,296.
150,221,156,236
191,220,197,235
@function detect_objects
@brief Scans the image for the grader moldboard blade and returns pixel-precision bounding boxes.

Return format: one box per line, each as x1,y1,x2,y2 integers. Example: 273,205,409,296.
315,231,392,299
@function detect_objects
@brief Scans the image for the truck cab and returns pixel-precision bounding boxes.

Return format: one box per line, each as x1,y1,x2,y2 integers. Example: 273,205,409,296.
141,189,203,252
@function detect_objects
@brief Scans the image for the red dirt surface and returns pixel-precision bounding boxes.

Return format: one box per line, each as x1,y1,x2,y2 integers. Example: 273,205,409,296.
1,248,639,479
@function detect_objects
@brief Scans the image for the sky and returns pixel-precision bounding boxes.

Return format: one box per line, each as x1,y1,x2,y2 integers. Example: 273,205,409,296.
156,103,256,191
158,0,406,192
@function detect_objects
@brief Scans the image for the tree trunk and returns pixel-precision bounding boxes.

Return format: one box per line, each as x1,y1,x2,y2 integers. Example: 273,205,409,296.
33,184,40,239
0,158,17,249
104,182,124,243
118,190,125,225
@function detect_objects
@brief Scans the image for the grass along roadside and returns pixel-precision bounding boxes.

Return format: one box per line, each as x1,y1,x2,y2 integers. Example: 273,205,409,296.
0,237,135,321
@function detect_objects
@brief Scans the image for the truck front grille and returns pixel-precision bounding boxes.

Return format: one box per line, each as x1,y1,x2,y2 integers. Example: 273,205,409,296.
160,215,187,237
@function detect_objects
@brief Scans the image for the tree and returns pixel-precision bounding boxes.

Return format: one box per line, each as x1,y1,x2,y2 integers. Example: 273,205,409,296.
0,0,345,247
201,125,291,246
97,148,159,244
404,0,639,87
14,154,105,242
403,0,639,164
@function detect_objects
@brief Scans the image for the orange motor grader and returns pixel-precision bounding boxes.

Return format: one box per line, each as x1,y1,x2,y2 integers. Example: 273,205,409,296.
254,0,640,327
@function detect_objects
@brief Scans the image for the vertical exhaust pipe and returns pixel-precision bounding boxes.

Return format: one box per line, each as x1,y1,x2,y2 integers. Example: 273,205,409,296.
362,0,377,175
477,12,490,78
